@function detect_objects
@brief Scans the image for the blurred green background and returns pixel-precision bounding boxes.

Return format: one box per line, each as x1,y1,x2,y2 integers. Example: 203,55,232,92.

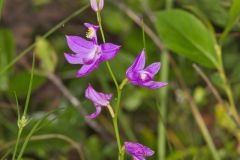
1,0,240,159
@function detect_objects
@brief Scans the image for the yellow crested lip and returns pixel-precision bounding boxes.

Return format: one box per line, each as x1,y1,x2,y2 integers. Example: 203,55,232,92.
86,27,95,39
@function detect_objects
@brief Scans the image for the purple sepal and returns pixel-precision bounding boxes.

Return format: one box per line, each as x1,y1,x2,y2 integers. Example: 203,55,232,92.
85,84,112,119
126,49,168,89
125,142,154,160
90,0,104,12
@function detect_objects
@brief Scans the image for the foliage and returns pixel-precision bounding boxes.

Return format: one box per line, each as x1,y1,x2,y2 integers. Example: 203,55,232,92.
1,0,240,159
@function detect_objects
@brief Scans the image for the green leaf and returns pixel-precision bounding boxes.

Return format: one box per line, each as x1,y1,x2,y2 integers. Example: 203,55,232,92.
220,0,240,43
0,29,15,91
35,37,57,73
155,9,219,68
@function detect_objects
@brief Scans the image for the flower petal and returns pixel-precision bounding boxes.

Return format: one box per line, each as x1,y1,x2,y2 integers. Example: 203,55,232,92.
84,23,99,30
86,106,102,119
90,0,104,12
76,61,99,77
141,81,168,89
85,84,111,106
133,156,145,160
66,35,94,54
125,142,154,160
100,43,121,61
144,62,161,77
126,50,145,74
64,53,84,64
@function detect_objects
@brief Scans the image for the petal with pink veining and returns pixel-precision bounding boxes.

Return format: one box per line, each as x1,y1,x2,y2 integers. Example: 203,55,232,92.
76,61,99,77
100,43,121,61
66,35,94,54
141,81,168,89
64,53,84,64
86,106,102,119
85,84,112,106
144,62,161,76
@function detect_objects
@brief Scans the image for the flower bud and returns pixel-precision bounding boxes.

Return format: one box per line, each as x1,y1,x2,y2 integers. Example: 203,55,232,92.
90,0,104,12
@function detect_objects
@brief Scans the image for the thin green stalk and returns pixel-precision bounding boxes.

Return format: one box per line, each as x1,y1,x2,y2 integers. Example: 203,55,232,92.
96,11,119,90
16,112,52,160
12,128,22,160
113,118,122,152
23,54,35,117
158,0,172,159
215,45,239,123
141,18,146,50
188,97,221,160
12,55,35,160
0,4,89,75
96,10,123,159
158,50,169,160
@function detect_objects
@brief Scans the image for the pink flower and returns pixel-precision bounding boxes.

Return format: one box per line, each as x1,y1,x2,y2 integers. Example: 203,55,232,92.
85,84,112,119
126,49,168,89
90,0,104,12
125,142,154,160
64,23,121,77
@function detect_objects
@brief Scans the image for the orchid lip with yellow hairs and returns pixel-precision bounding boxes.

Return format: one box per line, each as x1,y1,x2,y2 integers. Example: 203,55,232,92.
64,23,121,77
90,0,104,12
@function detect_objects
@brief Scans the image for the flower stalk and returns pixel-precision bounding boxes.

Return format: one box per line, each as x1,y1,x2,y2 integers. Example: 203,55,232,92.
96,9,124,159
215,45,240,124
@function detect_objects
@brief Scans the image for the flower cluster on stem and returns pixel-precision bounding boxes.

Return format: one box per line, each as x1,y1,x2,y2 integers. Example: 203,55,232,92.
63,0,168,159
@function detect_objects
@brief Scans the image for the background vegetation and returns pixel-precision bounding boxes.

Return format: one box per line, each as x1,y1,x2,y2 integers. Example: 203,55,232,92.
0,0,240,159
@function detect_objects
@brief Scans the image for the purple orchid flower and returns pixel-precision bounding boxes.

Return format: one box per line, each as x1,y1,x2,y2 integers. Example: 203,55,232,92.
85,84,112,119
126,49,168,89
125,142,154,160
90,0,104,12
64,23,121,77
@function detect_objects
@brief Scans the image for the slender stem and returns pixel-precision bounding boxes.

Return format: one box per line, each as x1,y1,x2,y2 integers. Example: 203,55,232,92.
119,78,128,90
141,18,146,50
12,128,22,160
216,45,239,123
158,50,169,160
23,54,35,117
158,0,172,159
115,90,122,121
96,10,123,159
96,11,119,90
107,105,115,118
113,118,122,152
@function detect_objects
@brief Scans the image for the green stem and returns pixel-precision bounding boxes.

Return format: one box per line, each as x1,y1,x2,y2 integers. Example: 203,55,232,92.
12,128,23,160
216,45,239,123
141,18,146,50
158,0,172,159
96,11,119,90
96,10,123,159
113,117,122,152
0,4,89,75
158,50,169,160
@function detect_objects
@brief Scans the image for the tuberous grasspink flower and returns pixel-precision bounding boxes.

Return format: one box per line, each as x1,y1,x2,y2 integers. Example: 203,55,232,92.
90,0,104,12
85,84,112,119
125,142,154,160
64,23,121,77
126,49,168,89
